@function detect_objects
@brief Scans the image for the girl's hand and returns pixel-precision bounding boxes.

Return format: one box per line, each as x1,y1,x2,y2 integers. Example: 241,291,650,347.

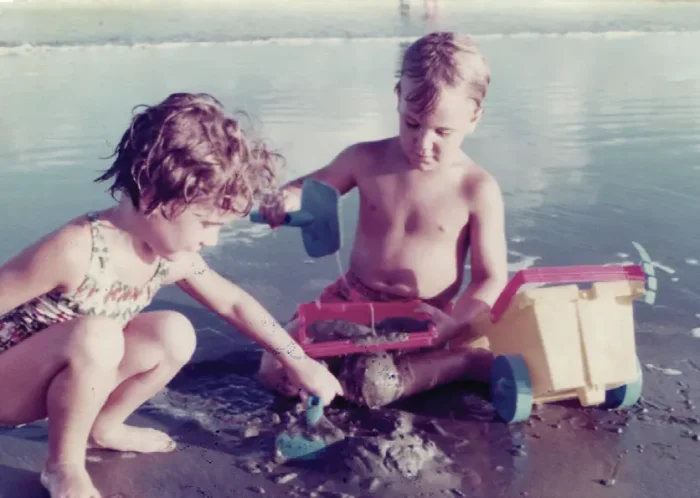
284,356,344,406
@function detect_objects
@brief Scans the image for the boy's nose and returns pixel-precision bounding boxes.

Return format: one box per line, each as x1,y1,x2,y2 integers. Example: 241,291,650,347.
416,131,433,153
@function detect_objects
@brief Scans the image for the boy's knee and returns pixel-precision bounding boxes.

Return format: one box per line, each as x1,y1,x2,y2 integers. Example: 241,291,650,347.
258,349,280,374
283,318,301,337
340,353,404,409
256,317,297,379
257,351,302,398
67,316,125,370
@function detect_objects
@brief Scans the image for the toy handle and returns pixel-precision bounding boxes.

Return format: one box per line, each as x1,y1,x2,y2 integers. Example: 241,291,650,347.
306,395,323,426
304,359,329,426
249,210,315,227
490,264,646,323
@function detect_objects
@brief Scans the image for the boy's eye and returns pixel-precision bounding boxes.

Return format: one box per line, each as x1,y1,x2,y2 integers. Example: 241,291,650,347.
436,128,452,137
406,120,420,129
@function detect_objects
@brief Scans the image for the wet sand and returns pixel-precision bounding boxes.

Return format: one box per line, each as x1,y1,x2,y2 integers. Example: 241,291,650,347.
2,320,700,498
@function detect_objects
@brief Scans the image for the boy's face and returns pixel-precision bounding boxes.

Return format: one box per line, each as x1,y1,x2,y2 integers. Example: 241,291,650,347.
143,201,239,260
397,77,482,170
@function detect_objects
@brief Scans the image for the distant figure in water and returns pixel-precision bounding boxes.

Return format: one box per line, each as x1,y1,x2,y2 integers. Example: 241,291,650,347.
424,0,439,20
258,32,507,408
0,93,342,498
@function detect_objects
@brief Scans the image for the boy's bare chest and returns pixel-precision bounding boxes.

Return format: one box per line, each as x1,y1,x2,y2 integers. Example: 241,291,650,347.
358,177,469,236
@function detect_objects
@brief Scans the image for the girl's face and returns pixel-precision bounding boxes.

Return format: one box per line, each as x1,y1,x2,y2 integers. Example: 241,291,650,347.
141,201,239,260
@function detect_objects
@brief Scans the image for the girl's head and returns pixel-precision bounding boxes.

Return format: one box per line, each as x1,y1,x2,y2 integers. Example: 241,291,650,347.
96,92,281,259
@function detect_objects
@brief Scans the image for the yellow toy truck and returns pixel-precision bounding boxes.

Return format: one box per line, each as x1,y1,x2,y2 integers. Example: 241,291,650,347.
469,264,651,423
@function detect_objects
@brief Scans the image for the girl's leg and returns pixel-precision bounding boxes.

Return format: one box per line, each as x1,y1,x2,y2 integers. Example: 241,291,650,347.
0,316,126,498
89,311,196,453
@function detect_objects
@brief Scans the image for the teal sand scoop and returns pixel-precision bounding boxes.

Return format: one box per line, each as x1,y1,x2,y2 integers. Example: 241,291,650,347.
275,395,329,461
250,179,342,258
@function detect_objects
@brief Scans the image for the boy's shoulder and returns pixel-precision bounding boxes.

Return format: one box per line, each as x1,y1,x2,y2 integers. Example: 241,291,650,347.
341,137,394,159
328,137,396,177
458,158,503,206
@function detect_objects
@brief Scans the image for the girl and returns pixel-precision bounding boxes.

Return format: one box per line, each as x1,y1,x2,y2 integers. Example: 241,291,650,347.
0,93,343,498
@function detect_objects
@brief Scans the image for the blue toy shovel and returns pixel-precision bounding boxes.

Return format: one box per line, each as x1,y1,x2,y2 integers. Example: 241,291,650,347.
275,395,328,461
249,179,342,258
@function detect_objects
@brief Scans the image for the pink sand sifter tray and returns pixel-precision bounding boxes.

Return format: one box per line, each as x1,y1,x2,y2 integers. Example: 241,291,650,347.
296,301,438,358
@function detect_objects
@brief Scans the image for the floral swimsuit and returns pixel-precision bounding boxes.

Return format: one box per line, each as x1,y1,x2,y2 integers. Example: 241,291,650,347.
0,212,170,354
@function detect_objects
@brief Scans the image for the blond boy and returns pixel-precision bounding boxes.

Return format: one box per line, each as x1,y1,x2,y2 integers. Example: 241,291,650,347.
259,32,508,407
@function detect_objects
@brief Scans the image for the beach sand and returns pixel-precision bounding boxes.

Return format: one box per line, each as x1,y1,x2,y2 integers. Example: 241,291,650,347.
1,1,700,496
2,321,699,498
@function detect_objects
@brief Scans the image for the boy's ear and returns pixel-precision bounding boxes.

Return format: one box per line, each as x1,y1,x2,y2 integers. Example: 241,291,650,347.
463,106,484,135
394,81,401,111
471,106,484,124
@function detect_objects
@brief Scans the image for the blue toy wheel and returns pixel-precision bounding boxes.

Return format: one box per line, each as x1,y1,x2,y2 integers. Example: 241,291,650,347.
605,356,643,409
490,354,533,423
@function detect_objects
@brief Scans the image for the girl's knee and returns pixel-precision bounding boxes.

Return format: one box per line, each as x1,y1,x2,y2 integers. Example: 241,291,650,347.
67,316,125,370
152,312,196,365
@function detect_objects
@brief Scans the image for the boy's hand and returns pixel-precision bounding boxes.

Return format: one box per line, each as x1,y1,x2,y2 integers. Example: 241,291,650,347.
284,356,344,406
258,192,288,228
414,302,461,345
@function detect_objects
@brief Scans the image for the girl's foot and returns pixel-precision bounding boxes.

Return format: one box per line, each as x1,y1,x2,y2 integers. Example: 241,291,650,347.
89,424,176,453
40,464,101,498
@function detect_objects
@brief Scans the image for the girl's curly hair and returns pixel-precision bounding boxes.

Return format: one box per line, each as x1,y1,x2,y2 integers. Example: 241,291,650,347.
96,92,282,218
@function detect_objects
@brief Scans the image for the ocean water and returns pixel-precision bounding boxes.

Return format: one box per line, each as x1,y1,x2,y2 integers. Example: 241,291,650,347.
1,0,700,421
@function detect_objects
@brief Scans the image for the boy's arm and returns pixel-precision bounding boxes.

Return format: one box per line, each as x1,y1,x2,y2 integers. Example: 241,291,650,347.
276,143,362,211
449,175,509,334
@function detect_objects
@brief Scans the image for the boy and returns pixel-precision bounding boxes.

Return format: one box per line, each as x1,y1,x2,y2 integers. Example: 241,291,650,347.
258,32,508,408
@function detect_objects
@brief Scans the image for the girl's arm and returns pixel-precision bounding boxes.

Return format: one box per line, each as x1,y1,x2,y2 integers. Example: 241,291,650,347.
171,254,303,365
169,253,343,403
0,219,91,316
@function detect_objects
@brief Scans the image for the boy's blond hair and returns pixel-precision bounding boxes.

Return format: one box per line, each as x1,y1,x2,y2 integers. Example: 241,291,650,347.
397,32,491,117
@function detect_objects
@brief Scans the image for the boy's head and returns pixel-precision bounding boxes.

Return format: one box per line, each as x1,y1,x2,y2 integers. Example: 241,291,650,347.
395,32,490,169
96,92,281,257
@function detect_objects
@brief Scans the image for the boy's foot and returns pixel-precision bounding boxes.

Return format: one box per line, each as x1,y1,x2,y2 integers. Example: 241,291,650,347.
89,425,176,453
40,464,101,498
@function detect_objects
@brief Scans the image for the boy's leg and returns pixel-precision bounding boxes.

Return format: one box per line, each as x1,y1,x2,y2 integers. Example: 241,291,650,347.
348,344,494,409
0,316,126,498
89,311,196,453
394,347,493,398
